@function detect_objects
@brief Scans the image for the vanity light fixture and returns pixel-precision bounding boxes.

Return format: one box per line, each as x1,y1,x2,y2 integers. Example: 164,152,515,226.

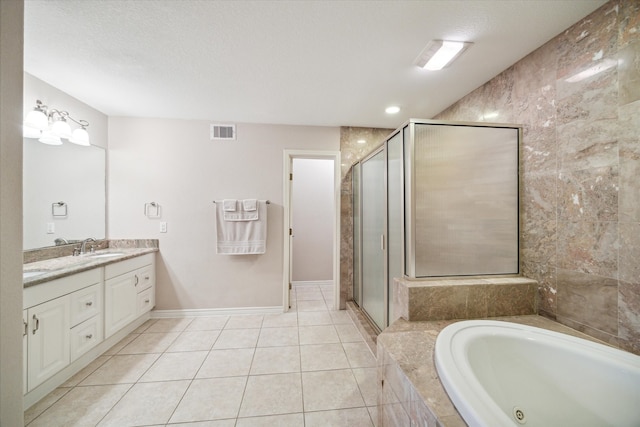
415,40,472,71
23,100,91,146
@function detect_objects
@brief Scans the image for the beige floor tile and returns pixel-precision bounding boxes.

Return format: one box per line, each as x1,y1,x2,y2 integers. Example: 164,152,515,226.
61,355,111,387
167,330,221,352
297,311,333,326
300,343,349,372
185,316,230,331
80,353,160,385
238,373,303,417
28,384,131,427
336,323,365,342
298,325,339,345
250,346,300,375
168,421,236,427
353,368,377,406
257,326,299,347
98,380,190,426
213,328,260,349
169,377,247,423
236,413,304,426
197,348,255,378
224,314,264,329
295,290,324,301
140,351,208,382
302,369,365,411
329,310,354,324
262,312,298,328
145,318,194,332
368,405,379,427
132,319,157,334
118,331,180,354
296,300,328,312
24,387,71,425
305,407,373,427
343,342,377,368
103,333,139,355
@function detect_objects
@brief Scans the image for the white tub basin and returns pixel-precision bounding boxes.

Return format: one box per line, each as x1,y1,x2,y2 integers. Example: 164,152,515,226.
435,320,640,427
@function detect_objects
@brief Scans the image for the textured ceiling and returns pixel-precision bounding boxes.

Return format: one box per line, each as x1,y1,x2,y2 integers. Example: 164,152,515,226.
24,0,607,129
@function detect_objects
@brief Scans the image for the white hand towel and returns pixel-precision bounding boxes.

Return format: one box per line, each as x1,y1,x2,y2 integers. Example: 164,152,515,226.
215,201,267,255
223,199,237,211
243,199,257,211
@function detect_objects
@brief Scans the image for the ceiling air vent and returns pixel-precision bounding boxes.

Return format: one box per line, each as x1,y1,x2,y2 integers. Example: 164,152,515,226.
210,124,236,141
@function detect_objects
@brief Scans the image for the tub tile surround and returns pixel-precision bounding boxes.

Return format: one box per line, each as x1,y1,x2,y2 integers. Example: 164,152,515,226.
377,316,616,427
393,277,537,322
436,0,640,354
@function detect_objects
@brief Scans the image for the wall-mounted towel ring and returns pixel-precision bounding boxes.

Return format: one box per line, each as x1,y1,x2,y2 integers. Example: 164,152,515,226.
144,202,161,218
52,201,67,217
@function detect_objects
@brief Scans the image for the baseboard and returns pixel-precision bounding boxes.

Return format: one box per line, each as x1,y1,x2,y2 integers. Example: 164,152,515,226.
151,306,284,318
292,280,333,287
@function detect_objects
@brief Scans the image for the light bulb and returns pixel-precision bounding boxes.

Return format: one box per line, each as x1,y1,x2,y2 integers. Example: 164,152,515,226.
51,119,72,139
24,109,48,130
69,127,90,146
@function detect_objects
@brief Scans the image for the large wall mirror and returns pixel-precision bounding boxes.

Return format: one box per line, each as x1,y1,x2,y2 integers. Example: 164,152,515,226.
23,138,106,250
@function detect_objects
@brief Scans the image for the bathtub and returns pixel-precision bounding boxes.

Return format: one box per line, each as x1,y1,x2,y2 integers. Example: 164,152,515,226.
434,320,640,427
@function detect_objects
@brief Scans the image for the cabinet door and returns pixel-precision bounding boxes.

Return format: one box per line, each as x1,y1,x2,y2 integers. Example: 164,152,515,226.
27,296,70,391
104,273,137,338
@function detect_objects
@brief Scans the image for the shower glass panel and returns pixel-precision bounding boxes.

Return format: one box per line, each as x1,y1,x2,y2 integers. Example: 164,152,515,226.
361,149,386,330
352,162,362,306
412,124,519,276
387,133,403,324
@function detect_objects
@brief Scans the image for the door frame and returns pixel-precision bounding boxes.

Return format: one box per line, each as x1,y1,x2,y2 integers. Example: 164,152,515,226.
283,149,341,312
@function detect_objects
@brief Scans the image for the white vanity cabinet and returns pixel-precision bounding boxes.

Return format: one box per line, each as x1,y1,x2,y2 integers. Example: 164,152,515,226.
23,268,100,392
23,251,156,409
104,253,155,338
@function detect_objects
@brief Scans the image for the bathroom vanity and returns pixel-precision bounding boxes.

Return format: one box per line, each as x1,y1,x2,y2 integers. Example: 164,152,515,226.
22,248,157,409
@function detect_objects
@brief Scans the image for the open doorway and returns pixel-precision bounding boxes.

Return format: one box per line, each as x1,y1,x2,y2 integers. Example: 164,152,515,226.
283,150,341,312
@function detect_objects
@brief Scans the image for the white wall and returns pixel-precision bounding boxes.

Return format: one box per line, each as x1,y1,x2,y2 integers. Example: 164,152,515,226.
108,118,339,310
0,0,24,424
292,158,334,281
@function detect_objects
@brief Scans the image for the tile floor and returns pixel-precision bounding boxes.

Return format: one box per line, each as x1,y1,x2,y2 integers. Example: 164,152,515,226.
25,283,378,426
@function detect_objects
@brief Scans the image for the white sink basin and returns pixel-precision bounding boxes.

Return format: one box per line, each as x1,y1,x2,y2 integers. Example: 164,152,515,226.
89,252,124,259
23,270,47,279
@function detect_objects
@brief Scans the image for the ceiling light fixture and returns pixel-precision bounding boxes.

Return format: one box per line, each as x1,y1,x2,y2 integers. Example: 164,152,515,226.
23,100,91,146
415,40,472,71
385,106,400,114
357,139,366,144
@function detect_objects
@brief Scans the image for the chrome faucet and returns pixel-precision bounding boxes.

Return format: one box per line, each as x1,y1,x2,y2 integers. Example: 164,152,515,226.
80,237,97,255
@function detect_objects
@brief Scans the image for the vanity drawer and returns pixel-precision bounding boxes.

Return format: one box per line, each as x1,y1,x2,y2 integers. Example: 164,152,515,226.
136,287,154,315
70,315,103,362
70,283,102,327
135,265,154,292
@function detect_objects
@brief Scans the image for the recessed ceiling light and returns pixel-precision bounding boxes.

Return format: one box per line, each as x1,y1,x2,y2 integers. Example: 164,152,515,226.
385,106,400,114
415,40,472,71
357,139,366,144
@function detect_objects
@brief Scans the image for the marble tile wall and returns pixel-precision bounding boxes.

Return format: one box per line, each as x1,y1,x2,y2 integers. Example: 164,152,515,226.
435,0,640,354
339,127,393,309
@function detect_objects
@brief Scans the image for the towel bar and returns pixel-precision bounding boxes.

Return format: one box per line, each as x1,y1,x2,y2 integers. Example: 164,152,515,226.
213,200,270,204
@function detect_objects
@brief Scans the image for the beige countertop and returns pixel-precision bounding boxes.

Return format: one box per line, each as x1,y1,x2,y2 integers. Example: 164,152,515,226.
23,248,158,288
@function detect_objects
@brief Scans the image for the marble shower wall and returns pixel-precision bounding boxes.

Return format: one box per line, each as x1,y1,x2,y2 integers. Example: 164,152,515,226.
339,127,393,309
435,0,640,354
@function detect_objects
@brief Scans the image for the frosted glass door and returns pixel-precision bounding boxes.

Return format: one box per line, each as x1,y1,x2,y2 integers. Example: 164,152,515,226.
352,163,362,306
361,150,386,330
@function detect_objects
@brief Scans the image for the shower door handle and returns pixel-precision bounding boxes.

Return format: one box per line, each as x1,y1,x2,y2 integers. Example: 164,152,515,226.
381,234,385,251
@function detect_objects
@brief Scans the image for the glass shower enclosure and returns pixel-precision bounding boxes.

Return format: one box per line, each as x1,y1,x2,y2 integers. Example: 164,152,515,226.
353,119,520,332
